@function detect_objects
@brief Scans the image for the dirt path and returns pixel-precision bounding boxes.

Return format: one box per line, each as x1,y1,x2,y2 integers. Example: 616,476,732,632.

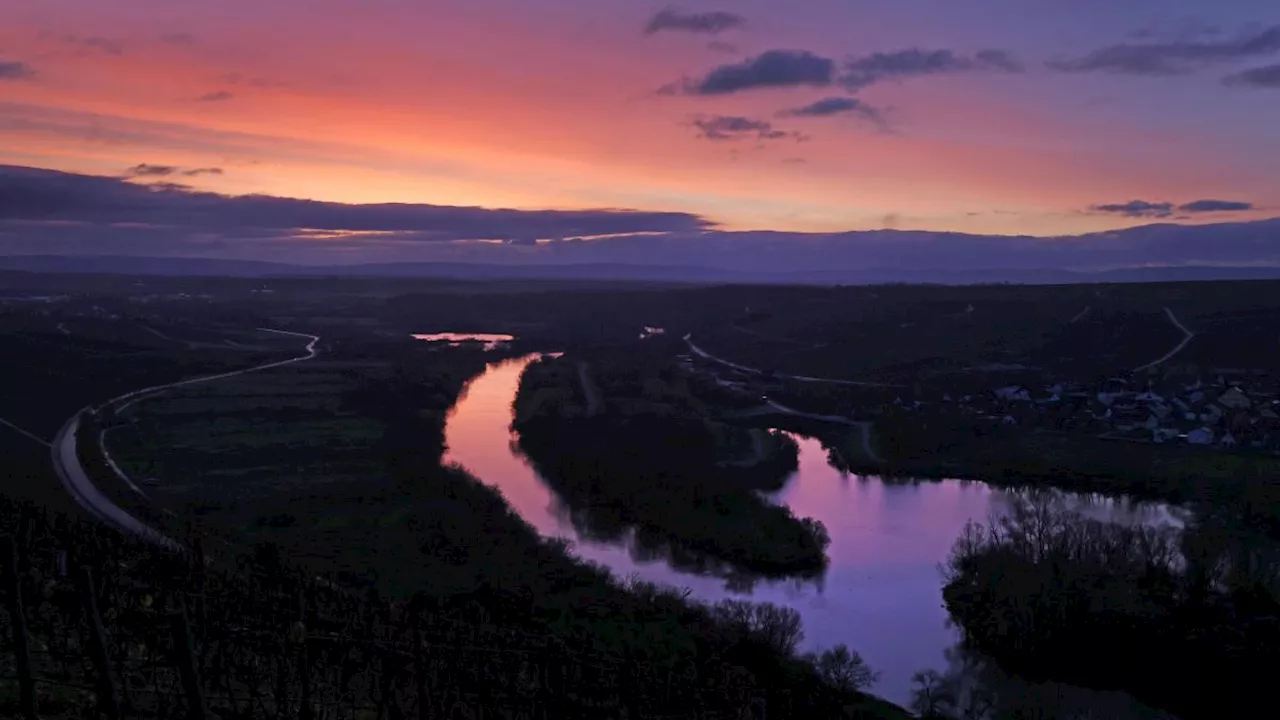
1133,308,1195,372
0,416,50,447
684,334,899,388
760,399,883,463
576,362,602,416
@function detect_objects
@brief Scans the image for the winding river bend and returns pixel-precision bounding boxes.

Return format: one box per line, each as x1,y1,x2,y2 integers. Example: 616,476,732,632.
443,356,1183,708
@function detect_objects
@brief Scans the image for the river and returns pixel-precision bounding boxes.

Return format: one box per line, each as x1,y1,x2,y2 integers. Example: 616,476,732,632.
443,356,1183,710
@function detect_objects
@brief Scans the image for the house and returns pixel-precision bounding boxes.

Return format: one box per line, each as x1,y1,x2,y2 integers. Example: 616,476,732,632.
1187,427,1215,445
1103,377,1129,394
994,386,1031,402
1200,405,1225,424
1218,387,1252,410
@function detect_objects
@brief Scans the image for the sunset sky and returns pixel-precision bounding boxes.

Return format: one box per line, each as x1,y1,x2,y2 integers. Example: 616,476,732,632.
2,1,1280,267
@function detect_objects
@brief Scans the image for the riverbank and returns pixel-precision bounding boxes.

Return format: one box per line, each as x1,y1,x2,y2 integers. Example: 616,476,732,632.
824,421,1280,534
0,489,916,720
513,353,830,578
96,343,912,717
943,497,1277,720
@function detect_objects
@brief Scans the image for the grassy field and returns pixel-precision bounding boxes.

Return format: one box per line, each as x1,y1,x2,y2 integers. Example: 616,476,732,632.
0,311,318,513
682,281,1280,384
107,358,387,534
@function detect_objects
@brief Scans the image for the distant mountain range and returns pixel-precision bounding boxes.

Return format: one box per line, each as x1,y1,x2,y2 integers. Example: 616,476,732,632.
2,254,1280,286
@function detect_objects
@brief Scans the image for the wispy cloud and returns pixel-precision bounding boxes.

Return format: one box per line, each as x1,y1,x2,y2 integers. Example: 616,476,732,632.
196,90,234,102
1091,198,1255,218
125,164,225,178
1091,200,1175,218
645,8,745,36
126,163,178,177
841,48,1022,90
671,47,1021,97
1223,63,1280,88
0,61,35,81
1051,25,1280,75
1178,199,1254,213
691,115,803,142
777,97,886,128
666,49,836,95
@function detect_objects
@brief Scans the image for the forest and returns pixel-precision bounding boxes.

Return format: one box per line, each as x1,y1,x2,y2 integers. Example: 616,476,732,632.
942,495,1278,719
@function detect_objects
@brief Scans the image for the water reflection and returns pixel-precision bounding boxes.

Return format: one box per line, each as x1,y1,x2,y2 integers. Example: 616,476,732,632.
912,644,1177,720
443,356,1179,709
412,332,515,350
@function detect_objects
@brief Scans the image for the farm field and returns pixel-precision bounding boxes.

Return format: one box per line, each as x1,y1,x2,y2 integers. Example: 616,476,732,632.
106,358,391,557
684,281,1280,384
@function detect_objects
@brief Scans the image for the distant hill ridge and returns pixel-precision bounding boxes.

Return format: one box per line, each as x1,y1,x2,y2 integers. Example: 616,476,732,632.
2,254,1280,285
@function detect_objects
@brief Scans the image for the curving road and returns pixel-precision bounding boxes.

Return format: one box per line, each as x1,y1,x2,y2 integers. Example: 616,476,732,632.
52,408,183,551
51,328,320,551
763,399,882,463
683,334,899,388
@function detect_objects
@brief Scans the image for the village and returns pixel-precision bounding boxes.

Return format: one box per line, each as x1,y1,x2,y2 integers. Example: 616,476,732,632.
934,367,1280,452
675,340,1280,456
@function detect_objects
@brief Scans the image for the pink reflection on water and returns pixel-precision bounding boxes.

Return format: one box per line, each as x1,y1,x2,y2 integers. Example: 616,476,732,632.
442,355,1179,708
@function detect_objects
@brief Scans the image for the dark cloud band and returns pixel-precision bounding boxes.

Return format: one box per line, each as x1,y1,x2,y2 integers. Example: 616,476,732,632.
1091,199,1255,218
1224,63,1280,88
673,50,836,95
691,115,802,141
0,165,713,240
671,47,1021,96
1051,25,1280,75
0,61,35,80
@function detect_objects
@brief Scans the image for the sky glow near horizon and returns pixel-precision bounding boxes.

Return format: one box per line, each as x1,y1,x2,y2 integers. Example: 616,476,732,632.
2,1,1280,267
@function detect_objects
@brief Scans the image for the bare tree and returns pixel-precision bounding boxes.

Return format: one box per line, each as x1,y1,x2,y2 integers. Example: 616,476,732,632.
806,644,879,693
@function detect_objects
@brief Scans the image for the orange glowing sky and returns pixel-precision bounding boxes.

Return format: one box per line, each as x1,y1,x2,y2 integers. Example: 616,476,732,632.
3,0,1280,238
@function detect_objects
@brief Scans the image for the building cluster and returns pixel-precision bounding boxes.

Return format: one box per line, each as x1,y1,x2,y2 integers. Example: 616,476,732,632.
934,370,1280,452
680,341,1280,455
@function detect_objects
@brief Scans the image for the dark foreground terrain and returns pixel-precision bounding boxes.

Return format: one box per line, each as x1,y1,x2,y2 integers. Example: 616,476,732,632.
0,495,906,719
3,270,1280,718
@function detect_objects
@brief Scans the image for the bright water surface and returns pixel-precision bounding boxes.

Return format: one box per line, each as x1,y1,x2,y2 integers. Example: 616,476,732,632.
443,356,1184,709
413,333,515,350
